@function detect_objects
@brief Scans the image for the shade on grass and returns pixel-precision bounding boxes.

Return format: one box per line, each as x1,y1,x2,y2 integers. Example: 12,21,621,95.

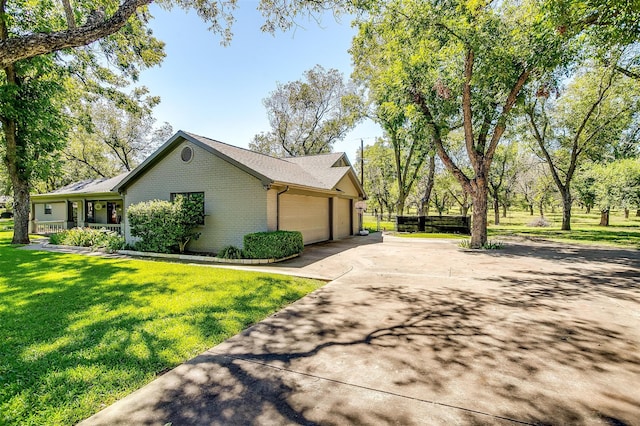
0,230,322,425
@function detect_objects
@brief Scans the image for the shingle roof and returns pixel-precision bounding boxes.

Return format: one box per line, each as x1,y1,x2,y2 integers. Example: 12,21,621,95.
184,132,356,190
113,130,365,196
34,173,128,197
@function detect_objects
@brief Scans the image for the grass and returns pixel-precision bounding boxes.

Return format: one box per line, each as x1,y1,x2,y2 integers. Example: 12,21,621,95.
362,210,640,247
0,230,323,425
488,209,640,248
393,232,468,239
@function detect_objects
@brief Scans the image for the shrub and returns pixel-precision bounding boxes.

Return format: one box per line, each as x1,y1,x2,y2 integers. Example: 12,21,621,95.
243,231,303,259
127,195,204,253
48,228,125,252
217,245,244,259
458,239,504,250
527,217,552,227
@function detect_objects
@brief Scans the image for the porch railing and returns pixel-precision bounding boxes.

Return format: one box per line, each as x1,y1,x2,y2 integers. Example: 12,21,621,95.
34,220,66,234
86,223,122,234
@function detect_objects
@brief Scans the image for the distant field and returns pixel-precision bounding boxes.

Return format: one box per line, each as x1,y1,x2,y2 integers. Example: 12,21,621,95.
362,209,640,247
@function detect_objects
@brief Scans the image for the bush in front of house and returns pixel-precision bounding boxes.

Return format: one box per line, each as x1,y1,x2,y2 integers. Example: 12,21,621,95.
217,245,244,259
243,230,303,259
127,195,204,254
49,227,125,251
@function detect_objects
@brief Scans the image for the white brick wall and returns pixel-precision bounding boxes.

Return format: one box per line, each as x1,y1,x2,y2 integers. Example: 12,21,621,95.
123,141,268,253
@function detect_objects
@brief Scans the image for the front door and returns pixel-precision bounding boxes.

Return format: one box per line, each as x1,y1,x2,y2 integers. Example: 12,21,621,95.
67,201,78,228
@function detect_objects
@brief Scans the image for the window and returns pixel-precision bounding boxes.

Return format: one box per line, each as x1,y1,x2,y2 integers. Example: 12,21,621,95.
181,146,193,163
44,204,52,215
170,192,205,225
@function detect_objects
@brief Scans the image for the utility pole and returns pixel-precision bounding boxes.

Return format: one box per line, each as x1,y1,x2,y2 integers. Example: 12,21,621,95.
360,139,364,186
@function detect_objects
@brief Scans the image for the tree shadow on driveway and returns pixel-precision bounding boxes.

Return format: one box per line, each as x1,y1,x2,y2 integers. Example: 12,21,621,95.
84,240,640,425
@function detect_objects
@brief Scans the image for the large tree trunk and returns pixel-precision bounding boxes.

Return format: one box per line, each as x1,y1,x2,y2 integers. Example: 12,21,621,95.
586,205,591,214
529,203,534,215
2,62,30,244
493,195,500,225
624,208,629,219
420,154,436,216
636,209,640,217
560,190,572,231
600,209,610,226
470,180,488,248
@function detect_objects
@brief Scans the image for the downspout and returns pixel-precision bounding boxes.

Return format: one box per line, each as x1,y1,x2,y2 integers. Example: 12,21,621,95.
276,186,289,230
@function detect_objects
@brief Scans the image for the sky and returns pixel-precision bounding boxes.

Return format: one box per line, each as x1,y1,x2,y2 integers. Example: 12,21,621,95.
137,3,381,163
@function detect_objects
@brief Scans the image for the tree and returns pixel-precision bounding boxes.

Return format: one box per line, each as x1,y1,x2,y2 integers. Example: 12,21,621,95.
60,93,172,186
376,103,431,215
587,159,640,225
488,141,518,225
360,139,396,221
250,65,363,157
525,60,640,230
0,0,350,244
352,0,568,248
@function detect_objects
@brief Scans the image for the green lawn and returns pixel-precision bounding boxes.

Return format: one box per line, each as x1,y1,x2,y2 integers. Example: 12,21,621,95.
363,210,640,247
488,209,640,247
0,230,322,425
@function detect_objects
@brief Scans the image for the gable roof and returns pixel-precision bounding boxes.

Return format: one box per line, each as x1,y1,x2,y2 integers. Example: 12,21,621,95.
115,131,365,196
32,173,129,199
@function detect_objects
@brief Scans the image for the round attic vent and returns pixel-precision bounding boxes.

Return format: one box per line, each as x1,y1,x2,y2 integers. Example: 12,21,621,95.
181,146,193,163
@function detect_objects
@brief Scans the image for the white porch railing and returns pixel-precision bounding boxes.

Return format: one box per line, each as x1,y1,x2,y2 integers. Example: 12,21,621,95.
34,221,66,234
86,223,122,234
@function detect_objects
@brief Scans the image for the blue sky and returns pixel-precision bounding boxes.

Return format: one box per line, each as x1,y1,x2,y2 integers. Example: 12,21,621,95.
138,3,381,162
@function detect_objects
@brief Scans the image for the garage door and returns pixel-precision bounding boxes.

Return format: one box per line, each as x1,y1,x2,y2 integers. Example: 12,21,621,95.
280,194,330,244
335,198,352,239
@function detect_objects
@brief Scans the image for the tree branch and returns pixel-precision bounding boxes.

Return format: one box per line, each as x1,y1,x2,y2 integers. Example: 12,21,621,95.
0,0,151,68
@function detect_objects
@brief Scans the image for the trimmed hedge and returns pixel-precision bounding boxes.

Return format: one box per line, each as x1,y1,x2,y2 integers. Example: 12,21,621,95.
243,231,303,259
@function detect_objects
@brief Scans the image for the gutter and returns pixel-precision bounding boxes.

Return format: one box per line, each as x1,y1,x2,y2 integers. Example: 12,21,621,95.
276,186,290,230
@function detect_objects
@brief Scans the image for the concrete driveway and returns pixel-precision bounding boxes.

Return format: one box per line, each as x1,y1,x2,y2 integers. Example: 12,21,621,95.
81,234,640,425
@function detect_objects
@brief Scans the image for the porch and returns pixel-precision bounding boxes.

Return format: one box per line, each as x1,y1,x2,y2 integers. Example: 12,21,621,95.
31,198,124,235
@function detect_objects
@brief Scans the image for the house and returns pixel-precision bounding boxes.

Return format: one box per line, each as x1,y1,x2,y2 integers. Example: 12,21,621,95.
30,174,127,235
31,131,365,252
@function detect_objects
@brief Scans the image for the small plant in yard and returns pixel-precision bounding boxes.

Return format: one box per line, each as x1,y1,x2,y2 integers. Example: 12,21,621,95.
459,239,504,249
217,245,244,259
49,227,125,252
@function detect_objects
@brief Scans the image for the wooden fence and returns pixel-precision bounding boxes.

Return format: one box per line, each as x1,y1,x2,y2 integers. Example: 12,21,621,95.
396,216,471,234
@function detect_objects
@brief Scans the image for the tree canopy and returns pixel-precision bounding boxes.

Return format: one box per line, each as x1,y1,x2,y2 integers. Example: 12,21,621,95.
250,65,363,157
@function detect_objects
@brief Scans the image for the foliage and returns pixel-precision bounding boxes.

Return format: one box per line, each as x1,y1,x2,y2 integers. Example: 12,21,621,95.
249,65,364,157
0,229,322,425
585,159,640,216
48,227,125,252
459,239,504,250
525,59,640,229
243,231,304,259
127,194,204,254
58,91,173,187
489,208,640,247
352,0,571,248
217,245,244,259
359,140,397,220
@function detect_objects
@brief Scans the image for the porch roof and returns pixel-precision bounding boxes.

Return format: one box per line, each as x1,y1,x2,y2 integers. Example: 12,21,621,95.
32,173,128,200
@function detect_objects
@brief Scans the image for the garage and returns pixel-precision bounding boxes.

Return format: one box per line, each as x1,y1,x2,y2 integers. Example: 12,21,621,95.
334,198,352,239
279,194,330,244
